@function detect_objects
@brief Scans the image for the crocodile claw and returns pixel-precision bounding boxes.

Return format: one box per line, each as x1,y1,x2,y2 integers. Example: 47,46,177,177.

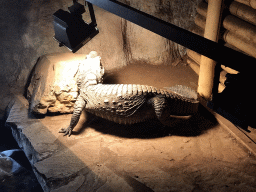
59,127,72,137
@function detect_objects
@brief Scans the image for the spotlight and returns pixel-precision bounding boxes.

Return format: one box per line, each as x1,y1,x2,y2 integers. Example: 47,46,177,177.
53,0,98,53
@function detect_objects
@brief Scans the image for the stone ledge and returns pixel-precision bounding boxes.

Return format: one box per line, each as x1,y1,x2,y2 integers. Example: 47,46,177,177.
5,95,152,191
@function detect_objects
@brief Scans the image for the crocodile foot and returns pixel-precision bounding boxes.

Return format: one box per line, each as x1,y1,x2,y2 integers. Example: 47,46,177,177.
59,127,72,137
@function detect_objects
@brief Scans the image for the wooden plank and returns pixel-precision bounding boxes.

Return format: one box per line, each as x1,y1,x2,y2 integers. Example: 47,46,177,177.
199,97,256,157
215,112,256,157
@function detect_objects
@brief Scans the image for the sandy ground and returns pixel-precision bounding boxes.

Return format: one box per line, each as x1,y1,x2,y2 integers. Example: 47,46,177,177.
3,62,256,191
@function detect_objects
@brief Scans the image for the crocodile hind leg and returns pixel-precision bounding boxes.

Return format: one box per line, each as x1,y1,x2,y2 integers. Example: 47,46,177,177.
149,95,188,127
59,95,86,136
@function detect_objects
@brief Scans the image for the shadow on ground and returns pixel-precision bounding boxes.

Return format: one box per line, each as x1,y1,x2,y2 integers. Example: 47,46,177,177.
67,62,214,139
71,103,218,139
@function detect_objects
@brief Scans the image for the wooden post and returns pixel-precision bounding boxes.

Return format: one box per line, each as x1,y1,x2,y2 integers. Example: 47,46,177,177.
198,0,224,100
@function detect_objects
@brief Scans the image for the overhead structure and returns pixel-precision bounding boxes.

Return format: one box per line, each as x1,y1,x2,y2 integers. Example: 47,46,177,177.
53,0,98,52
53,0,256,74
52,0,256,129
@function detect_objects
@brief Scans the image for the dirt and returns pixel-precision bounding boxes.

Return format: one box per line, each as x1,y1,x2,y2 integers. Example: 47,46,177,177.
104,61,198,91
98,62,256,191
5,61,256,191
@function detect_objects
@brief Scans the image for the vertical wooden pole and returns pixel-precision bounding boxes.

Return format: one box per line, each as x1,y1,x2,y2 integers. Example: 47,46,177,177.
198,0,224,100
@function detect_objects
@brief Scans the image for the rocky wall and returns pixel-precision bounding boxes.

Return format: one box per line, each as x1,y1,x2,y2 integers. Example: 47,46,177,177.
119,0,201,64
0,0,200,118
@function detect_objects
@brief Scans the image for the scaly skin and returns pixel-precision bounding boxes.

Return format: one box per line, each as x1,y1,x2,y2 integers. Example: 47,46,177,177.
59,83,199,136
59,51,199,136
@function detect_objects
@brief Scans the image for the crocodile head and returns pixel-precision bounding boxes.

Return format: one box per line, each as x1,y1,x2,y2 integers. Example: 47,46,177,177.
77,51,105,87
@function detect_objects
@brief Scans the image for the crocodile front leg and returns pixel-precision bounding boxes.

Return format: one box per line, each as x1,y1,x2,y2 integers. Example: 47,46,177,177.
59,95,86,136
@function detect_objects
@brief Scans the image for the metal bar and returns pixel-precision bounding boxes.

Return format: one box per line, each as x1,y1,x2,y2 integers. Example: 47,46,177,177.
86,0,256,74
87,2,97,27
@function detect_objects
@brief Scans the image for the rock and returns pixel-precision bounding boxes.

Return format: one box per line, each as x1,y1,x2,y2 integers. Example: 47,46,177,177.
0,149,43,191
5,95,141,192
0,149,26,178
27,52,102,115
5,95,89,191
119,0,200,64
124,20,171,65
0,0,201,119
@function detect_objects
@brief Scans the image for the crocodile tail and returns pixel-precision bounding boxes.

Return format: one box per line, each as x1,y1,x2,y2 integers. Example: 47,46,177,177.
164,85,198,101
164,85,199,115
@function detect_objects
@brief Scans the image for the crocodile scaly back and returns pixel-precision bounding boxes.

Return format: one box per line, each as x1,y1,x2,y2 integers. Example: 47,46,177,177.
164,85,198,100
59,51,199,136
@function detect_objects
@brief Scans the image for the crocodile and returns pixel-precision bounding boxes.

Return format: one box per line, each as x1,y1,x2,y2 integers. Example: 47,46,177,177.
59,51,199,136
